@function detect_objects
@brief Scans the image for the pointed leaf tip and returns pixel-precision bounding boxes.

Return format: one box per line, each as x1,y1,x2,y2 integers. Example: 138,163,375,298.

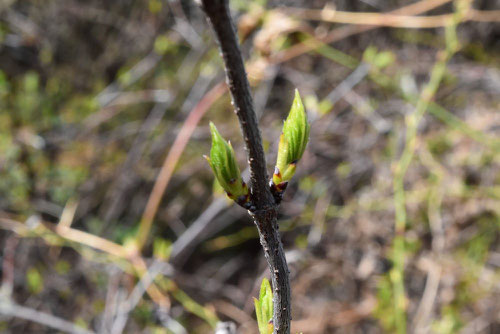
255,278,274,334
273,89,310,185
207,122,248,203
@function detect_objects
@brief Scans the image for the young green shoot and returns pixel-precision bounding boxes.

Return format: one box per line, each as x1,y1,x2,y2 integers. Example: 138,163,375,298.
271,89,310,202
205,122,251,209
254,278,274,334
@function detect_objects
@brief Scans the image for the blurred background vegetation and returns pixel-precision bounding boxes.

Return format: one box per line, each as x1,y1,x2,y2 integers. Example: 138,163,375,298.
0,0,499,333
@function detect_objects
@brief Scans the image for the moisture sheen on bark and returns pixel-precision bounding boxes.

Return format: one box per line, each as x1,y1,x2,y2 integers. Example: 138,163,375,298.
200,0,292,333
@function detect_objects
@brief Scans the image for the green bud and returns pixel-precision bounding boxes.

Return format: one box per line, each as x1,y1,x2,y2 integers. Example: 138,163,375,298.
273,89,309,186
254,278,274,334
205,122,249,206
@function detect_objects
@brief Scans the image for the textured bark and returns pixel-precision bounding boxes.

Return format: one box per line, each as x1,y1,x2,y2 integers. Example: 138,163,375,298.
251,208,291,334
200,0,291,333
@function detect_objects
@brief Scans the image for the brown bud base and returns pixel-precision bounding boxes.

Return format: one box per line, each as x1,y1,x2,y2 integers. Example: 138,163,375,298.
227,190,255,211
269,179,288,205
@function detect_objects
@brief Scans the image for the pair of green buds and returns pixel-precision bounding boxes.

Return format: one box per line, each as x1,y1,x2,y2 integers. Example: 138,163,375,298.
205,89,310,209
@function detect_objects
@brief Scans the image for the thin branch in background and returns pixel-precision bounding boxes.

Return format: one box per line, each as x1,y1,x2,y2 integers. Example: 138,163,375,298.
97,51,162,107
110,261,174,334
298,6,500,152
412,146,446,332
391,2,467,332
0,235,19,297
291,296,377,332
427,102,500,152
284,7,500,28
0,301,96,334
270,0,454,64
156,309,189,334
412,259,442,333
200,0,291,333
46,221,170,311
170,197,229,264
0,215,170,310
100,267,122,334
135,81,227,251
324,62,370,106
307,191,332,247
213,300,257,329
178,63,220,114
0,214,220,328
100,102,169,223
343,90,391,134
57,197,79,229
280,4,497,331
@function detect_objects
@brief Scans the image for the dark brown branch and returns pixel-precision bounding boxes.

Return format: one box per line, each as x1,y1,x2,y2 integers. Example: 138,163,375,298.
200,0,291,333
200,0,271,208
251,208,291,334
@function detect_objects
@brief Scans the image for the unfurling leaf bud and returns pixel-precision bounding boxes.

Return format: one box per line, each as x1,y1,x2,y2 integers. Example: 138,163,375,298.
205,122,250,208
254,278,274,334
271,90,309,198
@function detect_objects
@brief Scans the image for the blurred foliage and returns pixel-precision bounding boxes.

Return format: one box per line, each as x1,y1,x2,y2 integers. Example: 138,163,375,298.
0,0,499,333
26,267,43,295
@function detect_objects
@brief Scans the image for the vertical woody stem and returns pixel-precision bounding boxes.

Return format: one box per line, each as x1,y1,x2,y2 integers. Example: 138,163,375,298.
200,0,291,333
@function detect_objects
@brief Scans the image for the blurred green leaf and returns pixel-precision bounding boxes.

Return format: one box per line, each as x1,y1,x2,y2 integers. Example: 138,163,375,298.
55,261,71,275
363,46,395,69
154,34,175,55
27,267,44,295
153,238,172,261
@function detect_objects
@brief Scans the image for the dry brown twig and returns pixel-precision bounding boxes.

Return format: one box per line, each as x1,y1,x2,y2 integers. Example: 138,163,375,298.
1,235,19,296
0,301,96,334
270,0,455,64
0,216,171,310
284,7,500,28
